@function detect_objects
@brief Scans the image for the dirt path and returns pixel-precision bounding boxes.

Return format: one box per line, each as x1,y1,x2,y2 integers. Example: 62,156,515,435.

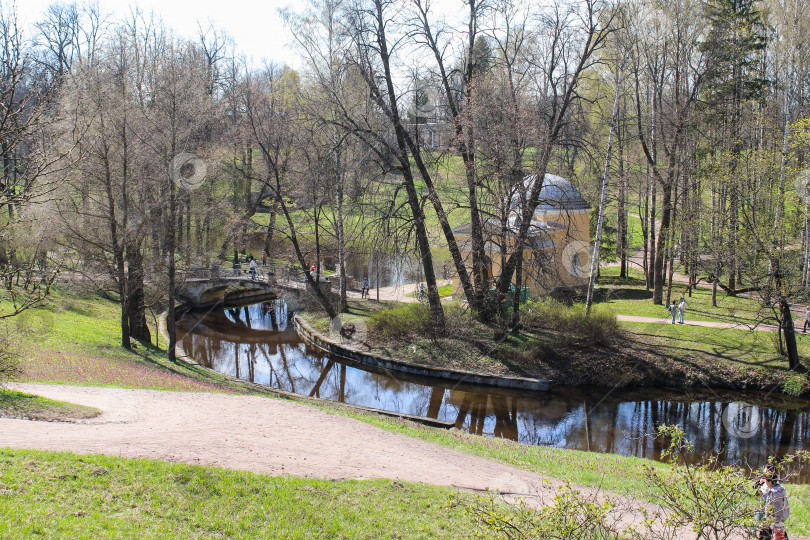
616,313,782,332
1,383,562,491
2,382,689,535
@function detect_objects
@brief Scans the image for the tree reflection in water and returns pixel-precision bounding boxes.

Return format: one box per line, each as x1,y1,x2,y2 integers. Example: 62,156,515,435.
177,301,810,480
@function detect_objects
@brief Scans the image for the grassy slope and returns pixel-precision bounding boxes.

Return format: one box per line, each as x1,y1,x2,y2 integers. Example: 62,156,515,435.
11,287,255,394
338,412,810,536
0,449,485,539
0,390,101,421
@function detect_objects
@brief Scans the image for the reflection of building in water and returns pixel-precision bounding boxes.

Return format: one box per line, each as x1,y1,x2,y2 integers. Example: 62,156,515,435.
452,174,592,297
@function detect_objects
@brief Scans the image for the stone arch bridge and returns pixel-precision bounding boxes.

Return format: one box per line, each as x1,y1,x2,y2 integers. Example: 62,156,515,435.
180,276,280,309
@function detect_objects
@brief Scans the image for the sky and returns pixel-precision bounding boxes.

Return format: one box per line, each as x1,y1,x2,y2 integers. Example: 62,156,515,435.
19,0,303,68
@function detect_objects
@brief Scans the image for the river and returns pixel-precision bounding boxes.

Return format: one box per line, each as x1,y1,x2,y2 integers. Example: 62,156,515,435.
177,300,810,481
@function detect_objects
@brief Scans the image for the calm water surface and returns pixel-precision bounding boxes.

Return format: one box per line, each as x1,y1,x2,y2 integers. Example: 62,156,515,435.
177,301,810,481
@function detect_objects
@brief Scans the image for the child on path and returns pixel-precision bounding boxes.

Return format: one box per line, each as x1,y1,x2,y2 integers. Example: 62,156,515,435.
803,307,810,333
668,302,677,324
677,297,686,324
361,278,370,298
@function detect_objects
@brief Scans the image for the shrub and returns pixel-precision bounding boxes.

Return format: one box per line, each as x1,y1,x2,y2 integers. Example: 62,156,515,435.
522,298,619,346
0,325,21,387
368,301,476,341
368,303,432,340
782,372,810,397
453,484,630,539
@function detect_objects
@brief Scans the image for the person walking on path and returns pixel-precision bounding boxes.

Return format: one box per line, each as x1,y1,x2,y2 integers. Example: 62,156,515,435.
803,307,810,333
668,302,677,324
755,465,790,540
249,257,257,280
677,297,686,324
361,277,370,299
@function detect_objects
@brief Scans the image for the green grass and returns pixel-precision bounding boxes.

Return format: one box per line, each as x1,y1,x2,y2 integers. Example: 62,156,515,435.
0,390,101,421
331,412,810,537
596,266,767,325
0,449,487,539
8,287,255,394
406,284,454,298
622,321,810,371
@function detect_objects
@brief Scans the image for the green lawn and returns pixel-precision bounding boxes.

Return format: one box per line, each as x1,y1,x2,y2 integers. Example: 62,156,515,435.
0,449,487,539
596,266,770,325
0,390,101,421
9,287,252,394
406,284,454,298
622,320,809,370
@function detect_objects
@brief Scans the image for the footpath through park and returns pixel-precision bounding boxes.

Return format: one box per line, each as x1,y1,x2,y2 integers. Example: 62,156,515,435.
3,382,689,536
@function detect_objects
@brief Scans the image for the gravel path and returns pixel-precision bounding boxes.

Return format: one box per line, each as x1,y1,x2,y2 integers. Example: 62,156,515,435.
1,382,689,535
2,383,568,492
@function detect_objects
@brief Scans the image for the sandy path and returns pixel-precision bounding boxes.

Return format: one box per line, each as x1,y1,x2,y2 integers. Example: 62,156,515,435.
2,383,684,532
616,313,781,331
1,383,566,494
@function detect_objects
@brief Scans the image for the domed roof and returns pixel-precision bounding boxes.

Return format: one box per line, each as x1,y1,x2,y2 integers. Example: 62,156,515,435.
518,174,591,212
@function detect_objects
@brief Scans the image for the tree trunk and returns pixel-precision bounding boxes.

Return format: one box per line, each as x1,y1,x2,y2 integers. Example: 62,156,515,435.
167,174,178,362
587,72,621,312
617,102,627,279
780,298,803,371
126,241,151,343
653,181,672,305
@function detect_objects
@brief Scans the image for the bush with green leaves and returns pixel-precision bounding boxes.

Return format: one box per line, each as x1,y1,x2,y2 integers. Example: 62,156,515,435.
368,301,475,341
522,298,619,346
782,372,810,397
456,426,809,540
368,303,433,340
452,483,632,540
642,425,809,540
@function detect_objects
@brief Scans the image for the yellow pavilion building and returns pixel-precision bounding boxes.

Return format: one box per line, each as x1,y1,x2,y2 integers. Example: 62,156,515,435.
451,174,592,297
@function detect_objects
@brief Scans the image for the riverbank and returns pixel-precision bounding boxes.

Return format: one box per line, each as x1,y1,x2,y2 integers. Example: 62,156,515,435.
297,299,810,398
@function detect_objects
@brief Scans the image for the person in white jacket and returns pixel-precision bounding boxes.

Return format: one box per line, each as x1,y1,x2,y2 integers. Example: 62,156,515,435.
677,297,686,324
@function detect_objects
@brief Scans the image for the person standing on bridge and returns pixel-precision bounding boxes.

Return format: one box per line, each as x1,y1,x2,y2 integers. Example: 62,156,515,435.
249,257,257,280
